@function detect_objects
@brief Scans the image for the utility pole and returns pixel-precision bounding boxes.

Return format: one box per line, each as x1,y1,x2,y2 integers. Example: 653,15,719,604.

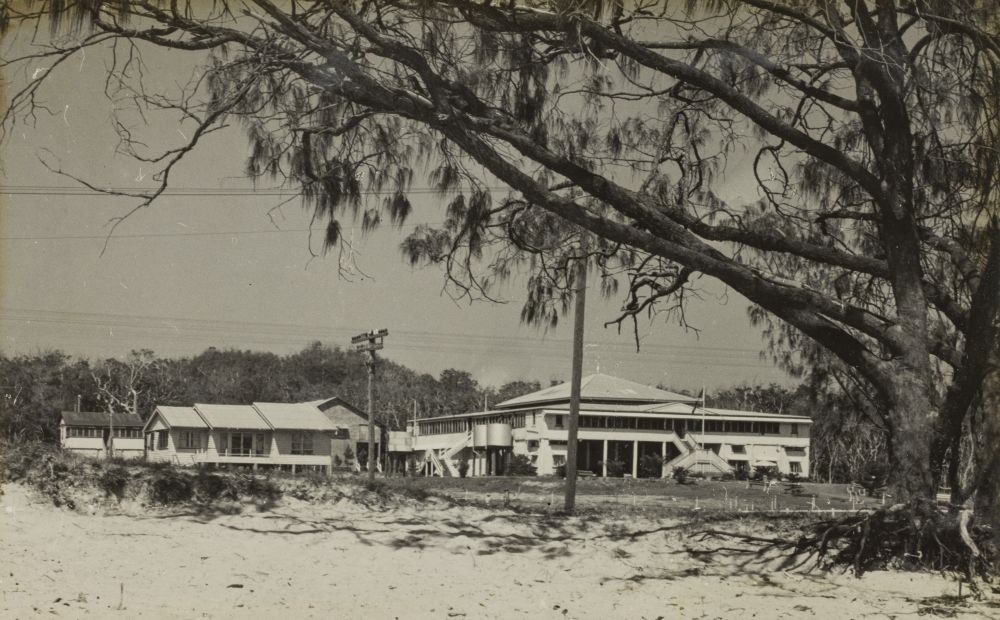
564,258,587,513
352,328,388,482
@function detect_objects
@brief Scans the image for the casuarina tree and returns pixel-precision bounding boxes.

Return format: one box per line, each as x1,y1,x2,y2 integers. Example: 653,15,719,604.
2,0,998,569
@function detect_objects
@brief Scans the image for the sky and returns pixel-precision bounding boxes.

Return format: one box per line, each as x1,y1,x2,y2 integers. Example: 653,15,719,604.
0,24,795,393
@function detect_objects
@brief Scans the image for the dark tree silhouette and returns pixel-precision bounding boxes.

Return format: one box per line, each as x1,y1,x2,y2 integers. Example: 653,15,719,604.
2,0,998,551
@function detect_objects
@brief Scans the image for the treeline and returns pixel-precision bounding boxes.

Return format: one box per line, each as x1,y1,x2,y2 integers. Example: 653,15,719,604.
0,343,887,484
0,342,541,443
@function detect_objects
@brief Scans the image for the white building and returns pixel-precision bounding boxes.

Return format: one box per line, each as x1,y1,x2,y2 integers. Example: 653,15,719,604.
143,397,379,474
398,374,811,478
60,411,145,460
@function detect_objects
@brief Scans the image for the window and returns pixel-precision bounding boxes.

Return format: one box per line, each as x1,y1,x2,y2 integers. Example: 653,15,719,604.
731,445,746,454
789,461,802,474
553,415,564,429
157,431,168,450
785,447,806,456
291,432,314,455
226,432,255,456
790,423,799,436
178,431,200,450
114,428,141,438
68,427,102,438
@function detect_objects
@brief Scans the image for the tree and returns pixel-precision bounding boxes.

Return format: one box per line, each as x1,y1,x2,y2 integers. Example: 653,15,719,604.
0,352,96,442
3,0,998,520
710,383,798,414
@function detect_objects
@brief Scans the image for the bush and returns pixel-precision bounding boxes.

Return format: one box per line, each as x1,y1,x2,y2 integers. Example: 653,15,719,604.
193,469,240,503
672,466,689,484
555,463,566,478
504,454,536,476
605,459,627,478
458,459,470,478
148,467,193,505
97,464,130,502
734,468,750,481
638,454,665,478
235,473,282,504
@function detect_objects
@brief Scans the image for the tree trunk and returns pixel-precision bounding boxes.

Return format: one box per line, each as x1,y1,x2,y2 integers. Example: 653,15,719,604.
885,374,937,502
974,363,1000,571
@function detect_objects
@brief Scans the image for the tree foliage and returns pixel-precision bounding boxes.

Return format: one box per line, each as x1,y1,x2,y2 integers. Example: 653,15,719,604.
0,343,540,440
2,1,999,508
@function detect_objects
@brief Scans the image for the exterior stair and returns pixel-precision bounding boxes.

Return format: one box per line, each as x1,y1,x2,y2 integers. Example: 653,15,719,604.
432,432,472,477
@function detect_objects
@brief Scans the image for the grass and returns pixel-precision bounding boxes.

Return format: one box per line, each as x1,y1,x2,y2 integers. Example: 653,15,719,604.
370,475,882,514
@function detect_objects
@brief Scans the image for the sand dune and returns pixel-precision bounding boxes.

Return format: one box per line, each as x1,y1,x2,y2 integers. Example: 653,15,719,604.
1,483,993,619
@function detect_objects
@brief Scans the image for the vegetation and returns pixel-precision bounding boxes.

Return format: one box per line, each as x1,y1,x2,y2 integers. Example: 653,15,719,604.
0,343,544,439
1,0,997,572
504,454,537,476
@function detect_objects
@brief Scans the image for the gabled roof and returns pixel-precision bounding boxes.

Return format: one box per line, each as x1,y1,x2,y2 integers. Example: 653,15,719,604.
61,411,144,427
495,373,699,409
253,401,341,430
150,406,209,429
194,404,271,430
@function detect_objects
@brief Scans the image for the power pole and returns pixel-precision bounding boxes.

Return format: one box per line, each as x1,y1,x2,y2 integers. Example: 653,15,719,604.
352,328,388,482
564,258,587,513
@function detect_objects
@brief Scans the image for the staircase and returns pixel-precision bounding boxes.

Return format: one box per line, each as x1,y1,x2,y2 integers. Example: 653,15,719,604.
665,434,732,475
430,432,472,477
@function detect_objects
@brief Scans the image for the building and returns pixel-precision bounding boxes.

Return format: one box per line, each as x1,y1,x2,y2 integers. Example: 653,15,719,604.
60,410,145,459
397,374,811,478
143,397,379,474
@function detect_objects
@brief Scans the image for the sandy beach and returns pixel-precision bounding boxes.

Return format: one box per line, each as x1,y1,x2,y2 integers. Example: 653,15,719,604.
1,482,995,619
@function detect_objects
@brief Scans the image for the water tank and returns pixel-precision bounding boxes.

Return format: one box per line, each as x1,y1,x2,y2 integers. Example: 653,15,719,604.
473,424,488,447
486,423,512,446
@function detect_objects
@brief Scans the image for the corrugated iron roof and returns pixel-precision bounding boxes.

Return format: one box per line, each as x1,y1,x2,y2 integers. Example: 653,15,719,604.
194,404,271,430
253,402,341,430
152,406,208,429
495,373,699,408
61,411,144,427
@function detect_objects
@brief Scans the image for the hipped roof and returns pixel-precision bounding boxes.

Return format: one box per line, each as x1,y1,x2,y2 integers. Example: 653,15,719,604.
495,373,699,409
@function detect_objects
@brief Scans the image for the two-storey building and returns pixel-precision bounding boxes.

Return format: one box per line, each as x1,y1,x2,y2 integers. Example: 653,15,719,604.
399,374,810,479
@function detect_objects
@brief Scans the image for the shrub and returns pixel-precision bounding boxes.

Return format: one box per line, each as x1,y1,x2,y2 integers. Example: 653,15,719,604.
672,466,689,484
638,454,665,478
605,459,627,478
193,469,239,503
148,467,193,504
505,454,536,476
235,473,282,504
457,459,470,478
734,468,750,481
97,464,130,502
555,463,566,478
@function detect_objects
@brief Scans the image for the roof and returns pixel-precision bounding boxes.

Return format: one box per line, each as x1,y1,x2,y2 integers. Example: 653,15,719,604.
495,373,699,409
61,411,144,427
417,401,811,423
253,401,341,430
152,406,209,429
648,402,812,422
194,404,271,430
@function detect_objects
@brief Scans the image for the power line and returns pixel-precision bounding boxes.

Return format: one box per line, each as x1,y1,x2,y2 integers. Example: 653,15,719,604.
0,307,772,360
0,223,443,241
0,185,512,197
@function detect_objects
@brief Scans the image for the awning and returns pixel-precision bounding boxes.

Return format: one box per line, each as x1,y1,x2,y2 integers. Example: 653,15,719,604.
752,460,778,467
